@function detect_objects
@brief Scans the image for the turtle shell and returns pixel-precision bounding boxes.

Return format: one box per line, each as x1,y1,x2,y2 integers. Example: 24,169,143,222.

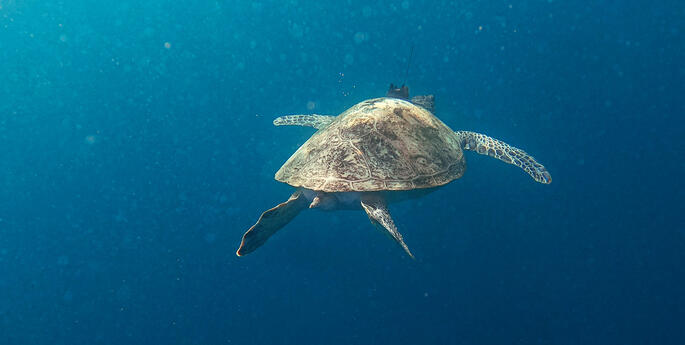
275,97,466,192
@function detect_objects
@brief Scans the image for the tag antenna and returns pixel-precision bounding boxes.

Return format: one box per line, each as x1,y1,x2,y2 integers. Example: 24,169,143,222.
402,44,414,86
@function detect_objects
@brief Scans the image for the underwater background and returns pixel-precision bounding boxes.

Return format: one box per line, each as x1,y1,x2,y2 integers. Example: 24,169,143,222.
1,1,684,344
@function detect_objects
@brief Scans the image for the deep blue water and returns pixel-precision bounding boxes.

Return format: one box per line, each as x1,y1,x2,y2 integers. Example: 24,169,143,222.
1,1,684,344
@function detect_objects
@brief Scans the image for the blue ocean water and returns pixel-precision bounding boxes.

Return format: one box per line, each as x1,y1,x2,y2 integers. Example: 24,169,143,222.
1,1,683,344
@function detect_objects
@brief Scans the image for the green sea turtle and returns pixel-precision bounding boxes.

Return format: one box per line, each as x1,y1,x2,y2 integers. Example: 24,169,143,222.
237,85,551,258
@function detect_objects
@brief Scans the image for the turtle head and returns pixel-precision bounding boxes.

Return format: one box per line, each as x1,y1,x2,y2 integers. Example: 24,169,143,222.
386,83,409,100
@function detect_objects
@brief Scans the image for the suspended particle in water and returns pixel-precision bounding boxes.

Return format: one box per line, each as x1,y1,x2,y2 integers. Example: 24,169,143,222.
164,42,171,49
353,32,367,44
204,233,216,243
362,6,373,17
57,255,69,266
344,53,354,65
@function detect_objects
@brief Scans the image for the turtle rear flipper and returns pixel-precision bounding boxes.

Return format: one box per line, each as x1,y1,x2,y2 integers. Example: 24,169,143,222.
360,193,414,259
410,94,434,113
455,131,552,184
273,114,336,129
236,190,308,256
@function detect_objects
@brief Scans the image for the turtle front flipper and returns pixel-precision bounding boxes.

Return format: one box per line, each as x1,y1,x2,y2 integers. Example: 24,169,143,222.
273,114,336,130
455,131,552,184
360,193,415,259
236,190,308,256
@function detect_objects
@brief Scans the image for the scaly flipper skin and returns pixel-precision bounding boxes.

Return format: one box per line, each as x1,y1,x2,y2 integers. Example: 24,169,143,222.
455,131,552,184
236,190,308,256
410,95,435,113
360,193,414,259
273,114,336,130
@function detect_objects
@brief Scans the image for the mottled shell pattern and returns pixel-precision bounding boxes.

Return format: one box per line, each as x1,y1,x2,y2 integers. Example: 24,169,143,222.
275,98,466,192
